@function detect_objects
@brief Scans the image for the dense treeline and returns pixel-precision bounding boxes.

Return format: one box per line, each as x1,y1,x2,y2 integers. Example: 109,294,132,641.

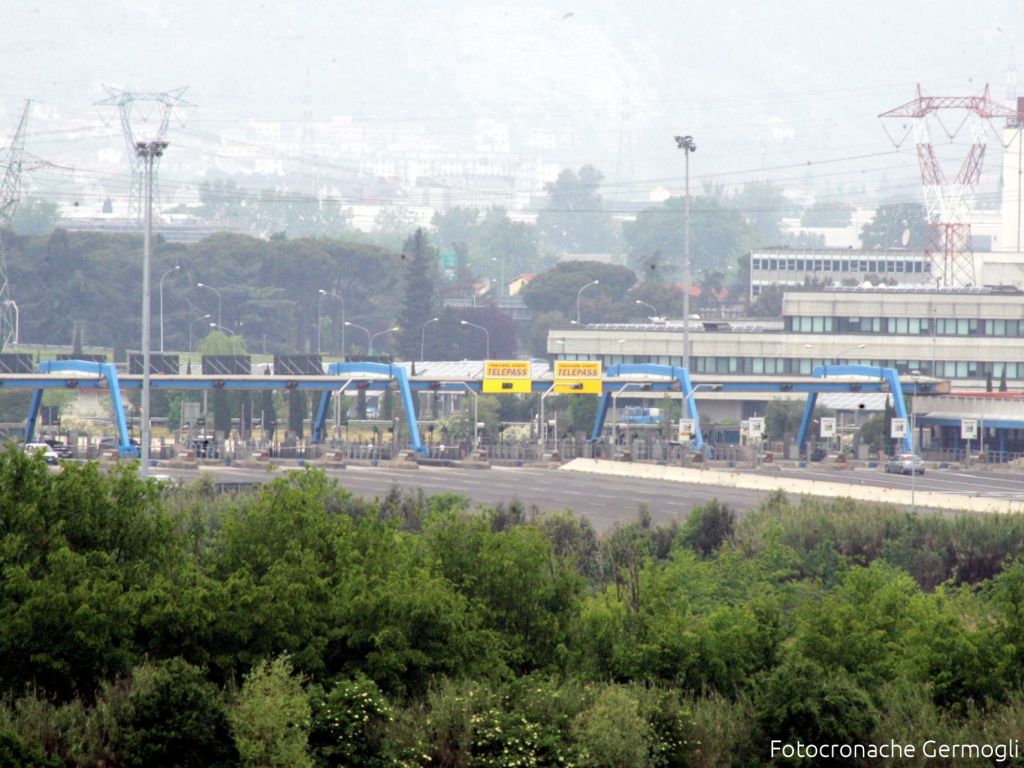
6,450,1024,765
6,230,402,354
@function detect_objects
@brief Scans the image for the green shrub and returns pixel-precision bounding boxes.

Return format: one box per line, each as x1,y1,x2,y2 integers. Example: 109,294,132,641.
230,655,311,768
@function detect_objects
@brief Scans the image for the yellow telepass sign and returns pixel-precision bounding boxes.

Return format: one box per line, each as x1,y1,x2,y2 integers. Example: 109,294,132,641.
554,360,602,394
482,360,532,393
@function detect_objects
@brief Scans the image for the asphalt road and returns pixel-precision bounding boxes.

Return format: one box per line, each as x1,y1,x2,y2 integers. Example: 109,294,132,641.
153,461,1024,532
747,464,1024,502
157,464,769,532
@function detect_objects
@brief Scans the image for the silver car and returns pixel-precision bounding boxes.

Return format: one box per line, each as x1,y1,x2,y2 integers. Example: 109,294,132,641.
885,453,925,475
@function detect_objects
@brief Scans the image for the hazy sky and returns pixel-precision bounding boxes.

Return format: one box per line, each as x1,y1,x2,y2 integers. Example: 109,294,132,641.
2,1,1022,200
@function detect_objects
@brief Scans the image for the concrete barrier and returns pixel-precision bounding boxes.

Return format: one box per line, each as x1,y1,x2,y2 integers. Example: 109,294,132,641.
559,459,1024,515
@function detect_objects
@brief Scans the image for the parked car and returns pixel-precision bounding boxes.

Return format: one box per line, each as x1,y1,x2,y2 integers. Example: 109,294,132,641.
43,439,74,459
885,452,925,475
23,442,59,465
99,436,139,451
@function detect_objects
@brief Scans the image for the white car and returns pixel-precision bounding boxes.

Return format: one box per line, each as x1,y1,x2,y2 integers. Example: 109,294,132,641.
23,442,59,465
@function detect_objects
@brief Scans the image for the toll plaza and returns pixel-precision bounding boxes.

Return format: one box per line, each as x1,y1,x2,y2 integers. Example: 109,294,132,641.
4,356,961,461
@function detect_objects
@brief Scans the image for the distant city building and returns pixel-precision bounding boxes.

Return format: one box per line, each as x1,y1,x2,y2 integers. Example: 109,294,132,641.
506,273,536,296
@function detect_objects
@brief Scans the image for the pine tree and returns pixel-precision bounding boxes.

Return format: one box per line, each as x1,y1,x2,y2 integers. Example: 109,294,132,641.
396,228,437,360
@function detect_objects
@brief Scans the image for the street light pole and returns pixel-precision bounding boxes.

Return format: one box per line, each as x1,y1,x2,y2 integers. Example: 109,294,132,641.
460,319,490,360
635,299,658,318
576,279,599,327
135,139,167,478
344,321,371,355
675,134,696,370
210,321,236,336
370,327,399,357
196,282,222,328
159,264,180,353
189,314,211,354
317,289,326,355
5,300,18,345
911,369,921,513
420,317,439,361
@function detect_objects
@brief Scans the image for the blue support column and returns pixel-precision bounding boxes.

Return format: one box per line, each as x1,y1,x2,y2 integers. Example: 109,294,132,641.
24,389,44,443
796,392,818,452
673,365,705,450
325,363,426,454
312,390,332,443
590,392,611,441
33,360,136,457
811,364,912,453
599,364,704,450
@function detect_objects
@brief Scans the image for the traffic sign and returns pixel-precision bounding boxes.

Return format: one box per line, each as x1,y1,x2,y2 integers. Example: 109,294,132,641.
820,417,836,438
441,249,458,281
961,418,978,440
554,360,602,394
891,418,907,438
482,360,532,394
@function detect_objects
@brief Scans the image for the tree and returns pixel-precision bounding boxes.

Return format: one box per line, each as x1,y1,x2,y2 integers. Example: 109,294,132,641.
681,500,735,557
537,165,616,253
749,285,784,318
288,390,307,438
860,202,928,249
374,207,420,247
9,198,59,235
575,685,652,768
802,199,854,228
115,659,239,768
308,676,395,768
521,261,636,317
230,656,312,768
731,181,798,246
431,207,480,252
396,228,437,360
476,207,541,286
624,196,755,280
528,310,571,358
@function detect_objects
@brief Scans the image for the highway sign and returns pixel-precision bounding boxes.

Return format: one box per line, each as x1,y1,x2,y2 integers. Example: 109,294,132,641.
678,418,695,439
482,360,532,393
820,417,836,438
891,418,907,438
554,360,602,394
747,416,765,438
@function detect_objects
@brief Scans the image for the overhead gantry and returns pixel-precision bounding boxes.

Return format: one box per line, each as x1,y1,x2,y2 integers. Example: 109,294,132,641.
12,359,926,458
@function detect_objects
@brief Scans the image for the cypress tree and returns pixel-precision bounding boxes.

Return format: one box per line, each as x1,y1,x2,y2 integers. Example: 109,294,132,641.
71,325,83,357
396,228,437,360
288,390,306,438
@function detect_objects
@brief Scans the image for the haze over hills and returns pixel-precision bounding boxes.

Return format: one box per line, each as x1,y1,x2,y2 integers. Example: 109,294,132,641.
1,0,1021,201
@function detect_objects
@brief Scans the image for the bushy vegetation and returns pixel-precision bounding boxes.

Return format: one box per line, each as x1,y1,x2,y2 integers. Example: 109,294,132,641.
7,450,1024,765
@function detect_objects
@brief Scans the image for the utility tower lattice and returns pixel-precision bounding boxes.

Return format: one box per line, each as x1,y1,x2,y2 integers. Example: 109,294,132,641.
0,101,31,351
880,84,1018,288
95,87,192,223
